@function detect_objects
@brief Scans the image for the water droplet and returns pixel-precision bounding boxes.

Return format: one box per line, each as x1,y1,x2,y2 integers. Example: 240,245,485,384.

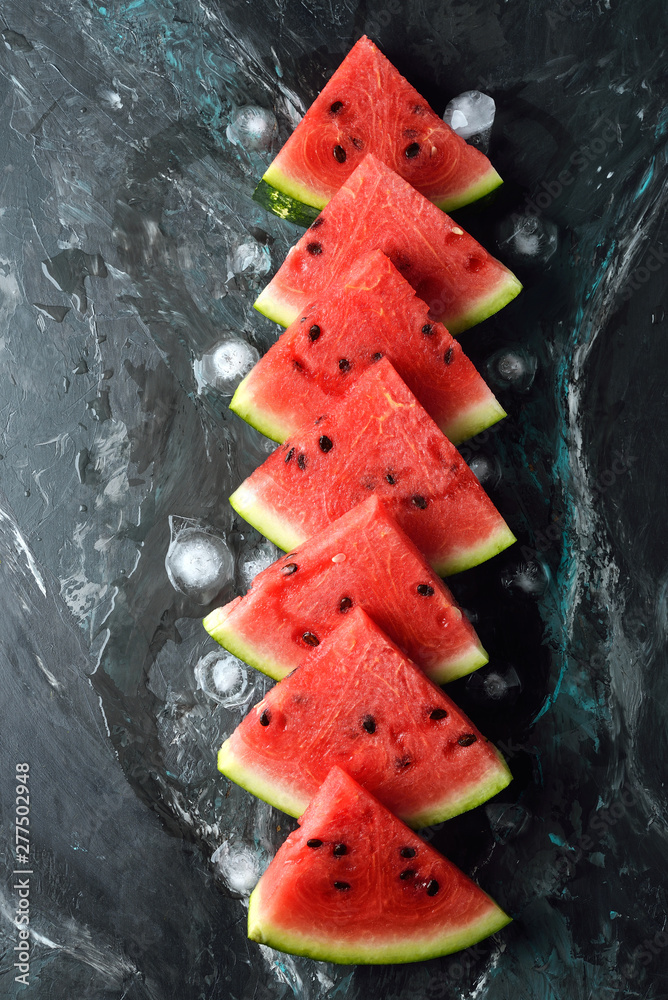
165,517,234,605
226,105,278,152
465,664,522,705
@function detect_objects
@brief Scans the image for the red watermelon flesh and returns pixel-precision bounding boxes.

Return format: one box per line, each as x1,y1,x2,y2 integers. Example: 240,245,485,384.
232,250,506,445
204,496,487,684
260,36,502,216
254,154,522,333
248,765,511,964
229,359,516,576
219,608,511,828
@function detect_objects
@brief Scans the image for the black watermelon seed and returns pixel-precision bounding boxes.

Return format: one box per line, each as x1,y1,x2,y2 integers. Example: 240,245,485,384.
400,869,416,880
300,316,306,322
426,879,440,896
310,217,324,229
333,843,347,856
339,358,351,372
293,359,304,372
396,755,412,769
386,473,396,485
412,495,428,509
302,631,320,646
333,144,347,163
412,104,425,115
400,847,416,858
307,838,323,848
350,136,364,150
309,324,321,341
422,323,433,335
281,562,298,575
297,453,307,470
405,142,420,158
334,881,350,891
362,715,376,734
444,347,454,365
458,733,477,746
307,242,323,255
430,708,448,720
285,447,294,463
329,101,343,114
319,435,333,453
339,596,353,613
417,584,435,596
371,352,383,361
259,710,271,726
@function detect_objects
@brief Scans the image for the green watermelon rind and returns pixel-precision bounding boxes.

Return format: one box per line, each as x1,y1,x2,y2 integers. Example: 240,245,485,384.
247,881,512,964
252,179,321,227
218,738,511,829
256,162,504,226
254,269,523,335
204,605,490,685
229,480,517,577
230,370,508,447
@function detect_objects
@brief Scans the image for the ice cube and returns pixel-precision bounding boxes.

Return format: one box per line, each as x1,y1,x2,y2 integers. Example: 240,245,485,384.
211,840,261,897
226,105,278,152
443,91,496,151
500,557,549,597
468,453,502,491
194,339,259,396
486,347,537,392
239,539,280,590
485,803,530,844
195,650,249,707
496,214,559,265
165,517,233,605
227,240,271,280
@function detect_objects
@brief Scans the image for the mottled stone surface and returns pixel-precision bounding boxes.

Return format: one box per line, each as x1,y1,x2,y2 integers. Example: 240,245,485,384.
0,1,666,997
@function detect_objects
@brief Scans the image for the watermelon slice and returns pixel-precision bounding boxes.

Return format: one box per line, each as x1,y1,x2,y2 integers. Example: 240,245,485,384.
204,496,487,684
256,36,503,221
254,154,522,333
232,250,506,445
219,608,511,827
229,359,516,575
248,765,511,963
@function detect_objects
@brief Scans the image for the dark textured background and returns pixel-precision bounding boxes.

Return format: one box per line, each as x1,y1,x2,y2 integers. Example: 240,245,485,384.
0,1,667,997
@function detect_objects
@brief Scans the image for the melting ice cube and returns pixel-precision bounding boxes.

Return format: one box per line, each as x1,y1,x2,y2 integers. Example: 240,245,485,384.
227,240,271,280
496,214,559,265
212,840,262,897
226,105,278,152
165,517,233,605
239,539,280,590
443,91,496,150
194,339,260,396
195,650,249,707
486,347,537,392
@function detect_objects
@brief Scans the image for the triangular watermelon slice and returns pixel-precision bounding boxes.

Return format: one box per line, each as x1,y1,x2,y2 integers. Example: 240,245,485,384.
256,36,503,221
204,496,487,684
219,608,511,828
254,154,522,333
229,359,516,575
248,765,511,963
232,250,506,445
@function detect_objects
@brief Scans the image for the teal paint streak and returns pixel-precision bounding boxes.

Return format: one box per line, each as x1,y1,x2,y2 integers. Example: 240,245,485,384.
635,160,655,200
